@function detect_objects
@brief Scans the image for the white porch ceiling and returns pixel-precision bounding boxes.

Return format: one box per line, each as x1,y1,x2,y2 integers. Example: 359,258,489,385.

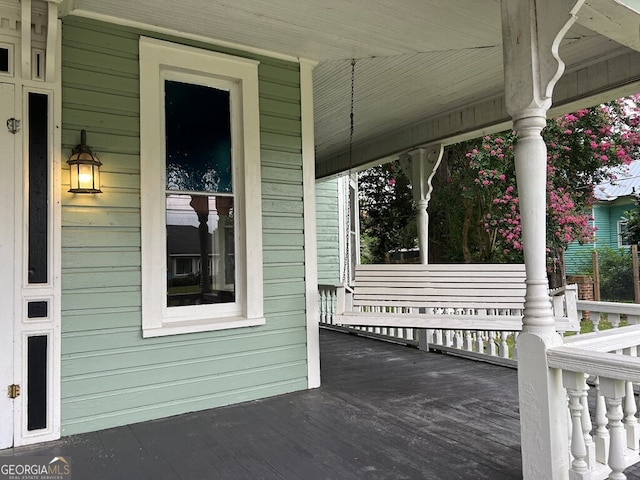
64,0,640,177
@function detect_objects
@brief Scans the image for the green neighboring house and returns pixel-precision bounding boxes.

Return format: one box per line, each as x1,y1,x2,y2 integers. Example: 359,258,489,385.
565,161,640,275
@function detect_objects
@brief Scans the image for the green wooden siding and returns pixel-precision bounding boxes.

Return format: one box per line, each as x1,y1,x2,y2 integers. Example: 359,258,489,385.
60,17,308,435
565,200,636,275
316,178,340,284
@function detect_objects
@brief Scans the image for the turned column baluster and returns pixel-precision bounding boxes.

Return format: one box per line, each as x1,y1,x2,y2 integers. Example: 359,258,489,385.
453,331,463,349
321,288,328,324
434,329,443,346
499,331,509,358
594,376,610,464
488,331,498,356
444,329,453,347
564,371,588,477
624,346,640,451
475,331,484,354
624,380,639,450
579,374,595,469
464,330,473,351
600,377,627,480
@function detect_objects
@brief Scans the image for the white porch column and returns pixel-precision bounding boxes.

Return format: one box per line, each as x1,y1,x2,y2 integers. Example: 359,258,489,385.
501,0,585,478
404,145,443,264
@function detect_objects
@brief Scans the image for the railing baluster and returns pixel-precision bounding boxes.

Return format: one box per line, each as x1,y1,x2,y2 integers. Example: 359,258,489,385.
445,329,453,347
319,287,326,324
609,313,621,328
594,376,610,465
580,374,595,469
500,332,509,358
475,331,484,354
600,377,627,480
434,329,443,346
453,330,463,349
624,380,639,451
464,331,473,351
488,331,497,357
564,371,589,478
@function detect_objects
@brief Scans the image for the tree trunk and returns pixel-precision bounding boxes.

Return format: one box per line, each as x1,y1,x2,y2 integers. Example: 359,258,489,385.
461,201,472,263
547,250,566,289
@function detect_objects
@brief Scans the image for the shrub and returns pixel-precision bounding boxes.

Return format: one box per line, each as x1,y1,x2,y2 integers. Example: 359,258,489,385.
579,247,635,302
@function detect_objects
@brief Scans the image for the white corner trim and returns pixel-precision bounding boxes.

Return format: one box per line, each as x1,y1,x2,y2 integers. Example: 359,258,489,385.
301,59,321,389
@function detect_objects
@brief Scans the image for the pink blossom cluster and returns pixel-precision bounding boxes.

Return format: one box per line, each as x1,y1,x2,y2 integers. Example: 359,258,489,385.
548,188,595,246
454,97,640,263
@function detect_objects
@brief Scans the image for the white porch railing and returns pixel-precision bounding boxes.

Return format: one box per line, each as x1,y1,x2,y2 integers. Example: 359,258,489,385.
319,284,640,479
577,301,640,331
548,325,640,479
319,283,519,366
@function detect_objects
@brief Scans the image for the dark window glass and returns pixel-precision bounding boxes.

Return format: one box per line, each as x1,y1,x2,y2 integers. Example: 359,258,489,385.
164,80,235,308
27,301,48,318
27,335,47,431
165,80,232,193
28,93,48,284
0,47,9,73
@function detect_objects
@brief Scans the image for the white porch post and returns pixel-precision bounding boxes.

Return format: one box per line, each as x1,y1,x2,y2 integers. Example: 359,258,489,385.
405,145,443,264
501,0,585,478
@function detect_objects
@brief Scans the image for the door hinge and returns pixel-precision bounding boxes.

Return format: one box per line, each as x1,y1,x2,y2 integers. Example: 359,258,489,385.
6,117,20,134
8,384,20,399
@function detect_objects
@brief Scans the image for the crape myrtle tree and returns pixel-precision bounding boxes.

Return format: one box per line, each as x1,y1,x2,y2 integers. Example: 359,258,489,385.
359,95,640,286
430,95,640,287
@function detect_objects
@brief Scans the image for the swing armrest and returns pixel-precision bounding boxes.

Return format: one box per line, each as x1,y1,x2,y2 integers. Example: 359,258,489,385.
336,284,354,315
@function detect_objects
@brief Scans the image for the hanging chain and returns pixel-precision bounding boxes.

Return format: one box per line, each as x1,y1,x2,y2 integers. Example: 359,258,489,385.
342,59,356,284
349,58,356,173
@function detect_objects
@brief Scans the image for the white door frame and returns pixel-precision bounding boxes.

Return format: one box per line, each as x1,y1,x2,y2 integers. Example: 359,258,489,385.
0,81,17,450
0,1,62,448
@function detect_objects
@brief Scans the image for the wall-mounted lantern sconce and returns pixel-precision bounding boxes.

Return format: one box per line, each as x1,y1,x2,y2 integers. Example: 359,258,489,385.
67,129,102,193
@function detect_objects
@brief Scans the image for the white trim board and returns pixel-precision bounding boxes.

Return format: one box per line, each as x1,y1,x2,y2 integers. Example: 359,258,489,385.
301,58,320,389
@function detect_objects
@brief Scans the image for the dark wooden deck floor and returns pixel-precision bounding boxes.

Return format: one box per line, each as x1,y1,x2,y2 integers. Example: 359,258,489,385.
3,329,640,479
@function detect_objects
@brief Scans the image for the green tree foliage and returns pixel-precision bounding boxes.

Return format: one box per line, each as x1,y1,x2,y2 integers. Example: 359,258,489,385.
580,247,635,302
624,206,640,245
429,97,640,282
358,161,416,263
359,97,640,276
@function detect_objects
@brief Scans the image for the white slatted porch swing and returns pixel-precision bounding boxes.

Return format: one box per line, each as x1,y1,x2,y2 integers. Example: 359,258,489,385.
334,108,579,333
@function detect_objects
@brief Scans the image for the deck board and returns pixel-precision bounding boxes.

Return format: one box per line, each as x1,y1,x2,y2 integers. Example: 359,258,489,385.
3,329,640,479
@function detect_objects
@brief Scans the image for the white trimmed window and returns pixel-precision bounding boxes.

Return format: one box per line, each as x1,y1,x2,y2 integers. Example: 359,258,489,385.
140,37,264,337
618,220,630,248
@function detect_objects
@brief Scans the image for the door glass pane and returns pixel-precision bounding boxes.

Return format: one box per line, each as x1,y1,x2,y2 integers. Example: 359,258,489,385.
28,92,48,284
0,47,9,73
27,335,47,431
166,194,235,306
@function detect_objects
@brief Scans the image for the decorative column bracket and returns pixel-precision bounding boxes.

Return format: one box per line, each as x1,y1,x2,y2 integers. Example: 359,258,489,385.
502,0,585,120
20,0,60,83
46,0,61,83
400,144,443,264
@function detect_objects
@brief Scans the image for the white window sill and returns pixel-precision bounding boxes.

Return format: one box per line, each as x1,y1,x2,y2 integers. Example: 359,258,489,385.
142,316,266,338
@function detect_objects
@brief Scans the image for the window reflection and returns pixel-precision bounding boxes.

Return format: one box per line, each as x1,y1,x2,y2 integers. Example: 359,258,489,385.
166,194,235,306
165,80,232,193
